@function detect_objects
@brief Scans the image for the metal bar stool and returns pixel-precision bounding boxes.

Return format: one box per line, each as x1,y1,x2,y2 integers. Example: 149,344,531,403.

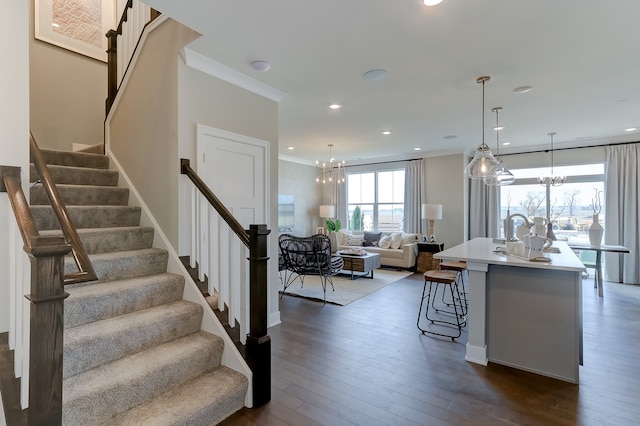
417,270,465,340
438,260,468,316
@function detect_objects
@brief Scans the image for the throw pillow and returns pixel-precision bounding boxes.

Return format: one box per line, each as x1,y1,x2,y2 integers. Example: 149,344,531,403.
378,235,392,249
401,232,418,246
390,232,403,249
344,235,365,246
363,231,382,247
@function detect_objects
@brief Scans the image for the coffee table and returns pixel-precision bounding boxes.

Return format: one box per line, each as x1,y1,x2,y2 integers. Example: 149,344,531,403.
337,252,381,280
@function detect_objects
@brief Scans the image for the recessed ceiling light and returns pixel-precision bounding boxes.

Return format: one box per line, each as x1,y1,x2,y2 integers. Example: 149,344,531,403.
625,127,637,132
382,131,391,135
443,135,457,140
329,104,342,110
250,61,271,72
363,69,388,81
287,146,294,150
502,142,510,146
414,147,421,151
421,0,443,5
513,85,533,94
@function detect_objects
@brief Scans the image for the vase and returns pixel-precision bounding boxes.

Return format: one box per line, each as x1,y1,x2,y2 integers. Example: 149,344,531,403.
588,214,603,247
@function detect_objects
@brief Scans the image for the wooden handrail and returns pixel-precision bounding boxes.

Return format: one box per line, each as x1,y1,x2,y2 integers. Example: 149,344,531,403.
30,132,97,284
180,159,251,247
1,167,39,247
180,158,271,407
106,1,161,114
2,165,70,425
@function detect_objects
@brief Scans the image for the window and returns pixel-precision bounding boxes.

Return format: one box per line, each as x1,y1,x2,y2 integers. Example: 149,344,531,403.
500,163,605,245
347,169,405,231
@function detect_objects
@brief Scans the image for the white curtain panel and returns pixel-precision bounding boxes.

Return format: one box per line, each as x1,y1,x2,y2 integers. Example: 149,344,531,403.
469,177,500,239
605,144,640,284
403,159,426,234
334,176,348,229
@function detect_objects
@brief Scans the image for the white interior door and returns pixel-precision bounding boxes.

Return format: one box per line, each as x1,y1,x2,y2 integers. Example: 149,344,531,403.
196,125,269,227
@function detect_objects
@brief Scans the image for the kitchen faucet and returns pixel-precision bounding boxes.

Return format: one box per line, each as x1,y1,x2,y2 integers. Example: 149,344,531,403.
504,213,531,241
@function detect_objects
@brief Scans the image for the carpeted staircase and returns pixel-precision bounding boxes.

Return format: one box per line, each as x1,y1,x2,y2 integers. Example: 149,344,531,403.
29,148,248,425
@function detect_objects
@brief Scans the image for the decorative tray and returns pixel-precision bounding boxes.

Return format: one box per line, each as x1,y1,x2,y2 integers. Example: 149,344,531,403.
339,249,367,256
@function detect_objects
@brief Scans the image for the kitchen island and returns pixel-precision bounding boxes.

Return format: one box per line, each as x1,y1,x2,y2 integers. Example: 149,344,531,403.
434,237,586,383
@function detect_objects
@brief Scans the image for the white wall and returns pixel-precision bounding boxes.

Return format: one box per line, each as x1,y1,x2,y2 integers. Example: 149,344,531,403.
0,1,30,333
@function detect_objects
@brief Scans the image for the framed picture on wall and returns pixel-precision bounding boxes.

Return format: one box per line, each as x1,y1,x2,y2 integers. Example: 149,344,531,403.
316,227,326,235
35,0,116,62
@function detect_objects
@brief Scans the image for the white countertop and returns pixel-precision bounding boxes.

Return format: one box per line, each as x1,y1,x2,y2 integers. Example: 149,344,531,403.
434,237,586,272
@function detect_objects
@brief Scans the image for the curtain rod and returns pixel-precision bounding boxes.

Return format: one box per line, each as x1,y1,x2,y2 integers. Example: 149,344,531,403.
500,139,639,156
345,157,423,168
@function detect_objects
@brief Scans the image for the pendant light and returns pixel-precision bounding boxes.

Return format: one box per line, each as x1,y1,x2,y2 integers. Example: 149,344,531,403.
316,144,346,184
464,76,500,179
484,107,515,186
537,132,565,187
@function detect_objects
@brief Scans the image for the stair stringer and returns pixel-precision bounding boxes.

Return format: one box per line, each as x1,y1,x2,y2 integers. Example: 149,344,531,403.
105,150,254,408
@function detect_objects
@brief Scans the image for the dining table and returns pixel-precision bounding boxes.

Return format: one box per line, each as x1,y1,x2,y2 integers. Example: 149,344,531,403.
567,243,630,297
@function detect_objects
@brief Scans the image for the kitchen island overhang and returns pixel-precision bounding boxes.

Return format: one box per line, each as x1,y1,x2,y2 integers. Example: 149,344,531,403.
434,237,586,383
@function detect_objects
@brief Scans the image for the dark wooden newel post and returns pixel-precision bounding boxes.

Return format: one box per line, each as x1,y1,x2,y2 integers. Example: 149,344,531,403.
25,236,70,426
245,224,271,407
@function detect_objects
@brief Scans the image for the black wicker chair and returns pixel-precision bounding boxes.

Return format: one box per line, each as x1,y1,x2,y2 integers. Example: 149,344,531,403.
278,233,344,303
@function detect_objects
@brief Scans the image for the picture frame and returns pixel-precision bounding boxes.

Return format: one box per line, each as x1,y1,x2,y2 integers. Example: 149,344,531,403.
35,0,116,62
316,227,326,235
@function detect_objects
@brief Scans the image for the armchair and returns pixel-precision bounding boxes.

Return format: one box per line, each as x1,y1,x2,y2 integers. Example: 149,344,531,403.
278,234,344,303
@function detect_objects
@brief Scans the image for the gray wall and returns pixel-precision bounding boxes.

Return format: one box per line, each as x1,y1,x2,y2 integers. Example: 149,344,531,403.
278,160,323,236
29,0,106,150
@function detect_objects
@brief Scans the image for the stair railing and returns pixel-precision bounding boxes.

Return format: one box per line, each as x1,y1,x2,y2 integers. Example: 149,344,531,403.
30,132,97,284
180,159,271,407
1,165,70,425
106,0,160,114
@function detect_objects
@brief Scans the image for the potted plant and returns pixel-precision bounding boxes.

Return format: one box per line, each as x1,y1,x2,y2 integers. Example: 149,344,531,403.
326,218,341,233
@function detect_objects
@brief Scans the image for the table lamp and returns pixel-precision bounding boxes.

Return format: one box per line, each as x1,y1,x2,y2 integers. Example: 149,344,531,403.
319,205,335,234
422,204,443,243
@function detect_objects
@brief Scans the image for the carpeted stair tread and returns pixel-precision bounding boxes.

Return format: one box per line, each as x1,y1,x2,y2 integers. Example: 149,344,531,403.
64,248,169,284
106,367,248,426
39,149,109,169
30,164,119,186
31,205,142,230
30,184,129,206
41,226,154,254
65,273,185,328
64,300,204,378
62,331,224,426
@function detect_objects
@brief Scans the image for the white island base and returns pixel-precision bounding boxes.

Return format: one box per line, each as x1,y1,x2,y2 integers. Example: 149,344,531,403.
434,238,586,383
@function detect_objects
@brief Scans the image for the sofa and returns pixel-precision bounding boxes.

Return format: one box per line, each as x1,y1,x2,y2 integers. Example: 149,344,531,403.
329,230,420,269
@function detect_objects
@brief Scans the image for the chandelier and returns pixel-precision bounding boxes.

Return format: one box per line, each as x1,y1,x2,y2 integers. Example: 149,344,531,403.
537,132,565,187
464,76,500,179
484,107,515,186
316,144,345,184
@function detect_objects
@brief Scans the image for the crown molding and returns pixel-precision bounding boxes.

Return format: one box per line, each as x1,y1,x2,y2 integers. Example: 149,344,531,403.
181,47,287,102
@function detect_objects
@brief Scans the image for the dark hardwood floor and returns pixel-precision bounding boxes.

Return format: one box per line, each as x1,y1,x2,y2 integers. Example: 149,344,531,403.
2,273,638,425
221,273,640,426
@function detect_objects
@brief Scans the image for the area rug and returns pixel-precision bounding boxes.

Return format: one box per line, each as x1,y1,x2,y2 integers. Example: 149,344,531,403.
279,269,412,305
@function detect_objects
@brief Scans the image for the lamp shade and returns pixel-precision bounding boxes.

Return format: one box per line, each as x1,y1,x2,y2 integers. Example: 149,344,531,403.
421,204,443,220
319,205,335,218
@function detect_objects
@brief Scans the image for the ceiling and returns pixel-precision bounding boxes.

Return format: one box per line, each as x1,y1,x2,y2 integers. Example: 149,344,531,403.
143,0,640,165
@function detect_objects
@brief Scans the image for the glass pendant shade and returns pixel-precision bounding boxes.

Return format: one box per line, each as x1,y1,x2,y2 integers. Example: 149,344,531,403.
484,106,515,186
464,145,500,179
464,76,500,180
484,160,516,186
